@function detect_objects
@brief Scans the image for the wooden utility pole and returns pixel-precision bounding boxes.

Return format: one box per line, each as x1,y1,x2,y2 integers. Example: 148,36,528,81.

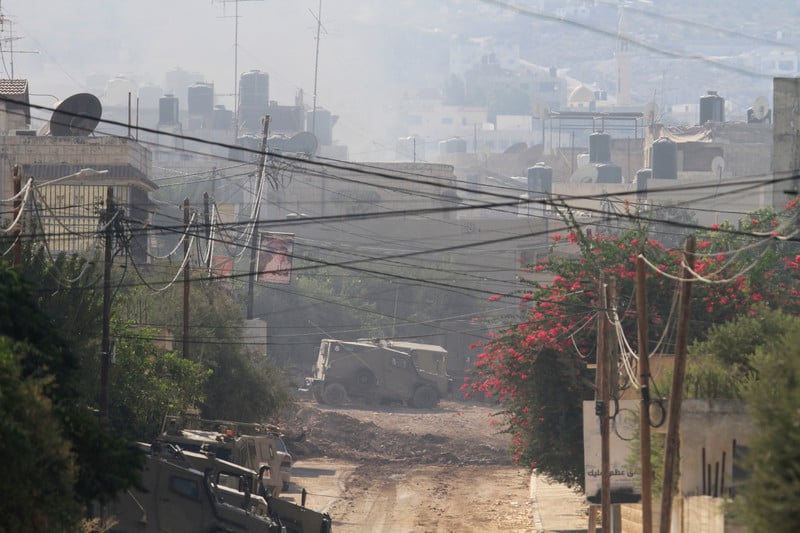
659,236,696,533
12,165,21,269
100,186,114,421
637,255,653,533
183,197,191,359
596,273,611,533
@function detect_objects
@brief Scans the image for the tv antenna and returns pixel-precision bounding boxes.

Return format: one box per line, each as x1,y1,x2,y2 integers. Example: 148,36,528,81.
214,0,263,140
0,3,38,78
310,0,327,137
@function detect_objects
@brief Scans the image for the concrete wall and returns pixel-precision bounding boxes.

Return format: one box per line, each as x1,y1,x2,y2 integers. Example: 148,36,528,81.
772,77,800,207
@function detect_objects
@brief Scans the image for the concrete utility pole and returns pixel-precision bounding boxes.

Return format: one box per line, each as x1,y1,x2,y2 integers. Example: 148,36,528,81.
100,186,115,422
247,115,270,319
659,236,696,533
183,197,191,359
637,255,653,533
12,164,21,269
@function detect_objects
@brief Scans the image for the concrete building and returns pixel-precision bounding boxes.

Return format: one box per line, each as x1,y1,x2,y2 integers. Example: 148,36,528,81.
0,82,157,263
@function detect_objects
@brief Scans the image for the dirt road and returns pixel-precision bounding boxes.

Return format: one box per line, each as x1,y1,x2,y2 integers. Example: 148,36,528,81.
277,400,538,532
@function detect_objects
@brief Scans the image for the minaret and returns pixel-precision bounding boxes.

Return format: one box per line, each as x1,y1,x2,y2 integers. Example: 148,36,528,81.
616,7,632,107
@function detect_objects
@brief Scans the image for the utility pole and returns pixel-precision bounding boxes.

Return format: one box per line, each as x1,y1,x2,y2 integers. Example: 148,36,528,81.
594,273,612,533
12,164,21,269
637,255,653,533
100,186,114,422
247,115,270,319
214,0,263,139
311,0,324,137
659,235,696,533
183,197,190,359
203,192,213,271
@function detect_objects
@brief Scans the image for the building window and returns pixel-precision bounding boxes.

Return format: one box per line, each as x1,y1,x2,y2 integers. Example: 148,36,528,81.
441,117,454,125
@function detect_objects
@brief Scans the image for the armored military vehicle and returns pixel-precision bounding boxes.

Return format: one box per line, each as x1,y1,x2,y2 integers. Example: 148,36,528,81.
107,441,331,533
160,414,292,496
306,338,452,408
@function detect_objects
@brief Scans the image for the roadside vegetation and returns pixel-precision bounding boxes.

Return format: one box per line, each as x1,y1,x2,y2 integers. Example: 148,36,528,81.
463,196,800,525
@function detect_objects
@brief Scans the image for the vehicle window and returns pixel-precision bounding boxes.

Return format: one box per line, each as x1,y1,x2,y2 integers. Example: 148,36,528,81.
169,476,200,500
274,438,288,454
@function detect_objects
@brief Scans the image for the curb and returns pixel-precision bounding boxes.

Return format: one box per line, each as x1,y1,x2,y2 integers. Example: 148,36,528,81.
530,470,545,533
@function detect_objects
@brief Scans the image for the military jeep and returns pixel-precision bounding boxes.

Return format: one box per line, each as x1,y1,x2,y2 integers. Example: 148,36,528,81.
306,338,452,408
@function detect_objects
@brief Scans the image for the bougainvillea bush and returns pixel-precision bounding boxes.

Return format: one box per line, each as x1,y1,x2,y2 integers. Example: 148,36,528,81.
463,201,800,488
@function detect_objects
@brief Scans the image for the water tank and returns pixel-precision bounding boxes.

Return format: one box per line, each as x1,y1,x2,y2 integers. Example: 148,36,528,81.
138,84,163,110
188,82,214,117
158,94,179,125
651,137,677,180
635,168,652,199
439,137,467,155
238,70,269,133
308,108,336,145
212,105,233,130
596,163,622,184
589,132,612,163
527,162,553,194
699,90,724,124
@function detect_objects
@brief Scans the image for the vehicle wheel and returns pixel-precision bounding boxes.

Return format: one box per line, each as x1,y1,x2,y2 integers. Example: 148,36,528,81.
412,385,438,409
322,383,347,406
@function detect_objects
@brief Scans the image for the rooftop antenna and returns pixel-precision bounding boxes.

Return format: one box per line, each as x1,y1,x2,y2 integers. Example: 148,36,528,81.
215,0,263,140
310,0,326,137
0,2,37,78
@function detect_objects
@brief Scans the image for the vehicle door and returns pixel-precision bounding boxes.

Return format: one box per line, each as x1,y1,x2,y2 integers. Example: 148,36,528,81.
381,349,415,400
154,462,209,532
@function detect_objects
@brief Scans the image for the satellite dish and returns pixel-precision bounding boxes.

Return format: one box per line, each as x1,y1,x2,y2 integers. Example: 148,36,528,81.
287,131,319,155
644,101,659,124
752,96,770,121
711,156,725,176
40,93,102,136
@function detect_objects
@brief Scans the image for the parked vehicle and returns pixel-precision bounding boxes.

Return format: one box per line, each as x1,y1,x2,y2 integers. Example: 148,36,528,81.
305,338,452,408
160,414,292,497
107,441,332,532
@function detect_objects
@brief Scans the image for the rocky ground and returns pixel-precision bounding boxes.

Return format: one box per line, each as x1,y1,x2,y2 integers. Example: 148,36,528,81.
275,399,540,532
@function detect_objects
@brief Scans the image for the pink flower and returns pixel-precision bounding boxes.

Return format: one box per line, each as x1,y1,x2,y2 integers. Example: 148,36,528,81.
488,295,501,301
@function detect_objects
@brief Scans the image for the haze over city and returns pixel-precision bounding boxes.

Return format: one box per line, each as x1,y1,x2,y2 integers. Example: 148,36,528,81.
4,0,798,159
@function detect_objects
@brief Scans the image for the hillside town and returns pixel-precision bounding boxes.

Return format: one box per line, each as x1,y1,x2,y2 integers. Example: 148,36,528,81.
1,1,799,532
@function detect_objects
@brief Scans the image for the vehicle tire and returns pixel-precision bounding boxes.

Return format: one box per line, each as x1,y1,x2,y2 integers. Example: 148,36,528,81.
412,385,438,409
322,383,347,406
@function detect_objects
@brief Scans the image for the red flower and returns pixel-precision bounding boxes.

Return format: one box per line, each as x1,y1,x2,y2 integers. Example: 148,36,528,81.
488,295,501,301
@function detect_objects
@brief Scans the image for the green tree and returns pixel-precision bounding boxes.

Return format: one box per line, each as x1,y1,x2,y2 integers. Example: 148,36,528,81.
109,322,210,439
738,324,800,532
0,262,142,519
0,338,83,532
123,265,293,422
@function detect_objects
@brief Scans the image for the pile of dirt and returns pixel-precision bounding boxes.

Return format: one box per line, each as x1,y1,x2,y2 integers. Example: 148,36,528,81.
280,401,512,467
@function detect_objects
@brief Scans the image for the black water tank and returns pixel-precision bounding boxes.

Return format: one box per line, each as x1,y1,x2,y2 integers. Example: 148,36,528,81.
651,137,677,180
596,163,622,184
527,162,553,194
589,132,612,163
699,90,724,124
158,94,179,125
635,168,652,199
